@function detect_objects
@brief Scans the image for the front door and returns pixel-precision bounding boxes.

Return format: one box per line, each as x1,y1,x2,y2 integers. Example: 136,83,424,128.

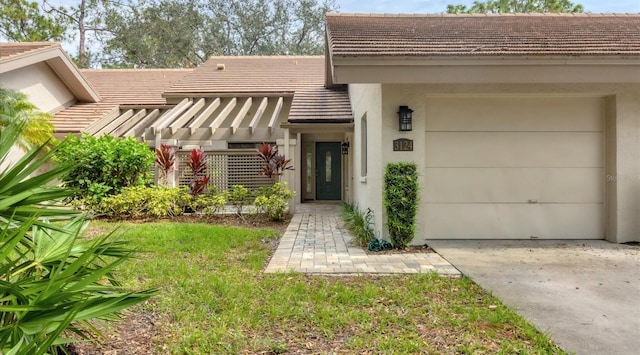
316,142,341,200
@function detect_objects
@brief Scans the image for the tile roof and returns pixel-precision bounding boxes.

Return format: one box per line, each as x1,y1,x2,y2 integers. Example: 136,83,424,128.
81,69,191,105
288,88,353,123
51,103,119,133
0,42,60,61
326,13,640,57
165,56,325,95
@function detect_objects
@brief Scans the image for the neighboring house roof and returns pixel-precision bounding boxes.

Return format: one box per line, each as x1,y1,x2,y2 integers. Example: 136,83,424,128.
164,56,325,97
326,13,640,57
0,42,59,60
81,69,192,106
0,42,100,102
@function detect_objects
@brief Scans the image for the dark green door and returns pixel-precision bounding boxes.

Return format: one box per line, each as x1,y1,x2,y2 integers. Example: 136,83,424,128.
316,142,341,200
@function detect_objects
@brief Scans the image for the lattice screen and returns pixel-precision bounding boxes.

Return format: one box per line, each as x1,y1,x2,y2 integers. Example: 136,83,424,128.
176,150,273,192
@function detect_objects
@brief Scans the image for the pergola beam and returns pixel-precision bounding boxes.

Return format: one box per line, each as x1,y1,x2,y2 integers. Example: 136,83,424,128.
268,97,284,134
169,98,205,134
189,98,220,135
96,109,134,136
249,97,268,135
84,108,120,135
210,97,237,134
123,109,160,137
231,97,252,135
112,108,147,137
151,98,192,134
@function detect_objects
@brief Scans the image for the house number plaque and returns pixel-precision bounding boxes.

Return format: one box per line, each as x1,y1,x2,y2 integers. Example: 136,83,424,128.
393,138,413,151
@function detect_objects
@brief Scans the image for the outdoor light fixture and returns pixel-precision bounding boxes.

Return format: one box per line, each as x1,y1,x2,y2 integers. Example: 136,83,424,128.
341,141,350,155
398,105,413,131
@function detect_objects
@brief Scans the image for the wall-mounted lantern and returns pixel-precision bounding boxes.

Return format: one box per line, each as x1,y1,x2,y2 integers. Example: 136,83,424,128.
398,105,413,131
341,141,350,155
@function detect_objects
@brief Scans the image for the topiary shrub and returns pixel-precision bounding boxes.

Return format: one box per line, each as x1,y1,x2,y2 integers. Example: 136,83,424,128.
55,134,154,201
383,162,419,248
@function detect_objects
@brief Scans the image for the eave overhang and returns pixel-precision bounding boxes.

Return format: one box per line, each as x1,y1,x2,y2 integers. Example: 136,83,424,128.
330,55,640,85
0,45,101,103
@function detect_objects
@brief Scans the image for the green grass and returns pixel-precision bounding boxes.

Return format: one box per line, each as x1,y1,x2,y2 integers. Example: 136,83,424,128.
88,221,566,354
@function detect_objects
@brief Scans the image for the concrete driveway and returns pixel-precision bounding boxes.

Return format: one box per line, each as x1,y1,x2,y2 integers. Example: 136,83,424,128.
428,240,640,355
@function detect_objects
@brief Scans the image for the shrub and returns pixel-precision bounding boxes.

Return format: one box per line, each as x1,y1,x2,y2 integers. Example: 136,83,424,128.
96,186,191,218
0,122,153,353
341,202,375,247
254,182,294,221
383,162,419,249
55,133,154,201
191,191,227,216
228,184,249,216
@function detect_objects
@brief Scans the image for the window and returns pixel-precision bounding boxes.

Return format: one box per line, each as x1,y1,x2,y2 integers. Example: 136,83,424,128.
306,149,312,193
361,114,367,177
325,151,332,182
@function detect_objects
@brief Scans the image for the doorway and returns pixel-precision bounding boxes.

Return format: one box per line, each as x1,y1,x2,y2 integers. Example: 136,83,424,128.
315,142,341,200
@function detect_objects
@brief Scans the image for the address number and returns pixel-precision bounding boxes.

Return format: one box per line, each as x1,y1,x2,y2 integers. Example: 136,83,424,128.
393,138,413,151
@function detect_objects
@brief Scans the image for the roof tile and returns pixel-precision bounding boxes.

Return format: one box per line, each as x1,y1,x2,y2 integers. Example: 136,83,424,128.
165,56,325,95
52,103,119,133
289,88,352,123
81,69,191,105
0,42,60,61
326,13,640,57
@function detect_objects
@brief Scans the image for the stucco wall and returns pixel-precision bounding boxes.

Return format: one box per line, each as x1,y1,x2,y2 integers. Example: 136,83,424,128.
352,83,640,244
607,89,640,243
0,62,75,113
348,83,384,237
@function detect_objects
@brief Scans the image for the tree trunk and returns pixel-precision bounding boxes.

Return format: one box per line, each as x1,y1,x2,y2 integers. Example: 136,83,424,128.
77,0,87,68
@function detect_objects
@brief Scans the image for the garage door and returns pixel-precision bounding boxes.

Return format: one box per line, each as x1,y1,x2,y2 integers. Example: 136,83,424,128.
423,96,605,239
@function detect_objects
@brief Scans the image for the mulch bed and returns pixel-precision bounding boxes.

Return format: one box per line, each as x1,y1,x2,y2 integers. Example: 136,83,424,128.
92,213,291,235
67,308,161,355
363,243,435,255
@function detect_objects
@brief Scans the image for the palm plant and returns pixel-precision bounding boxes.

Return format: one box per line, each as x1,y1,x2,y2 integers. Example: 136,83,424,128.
0,87,55,150
0,123,76,231
0,122,154,354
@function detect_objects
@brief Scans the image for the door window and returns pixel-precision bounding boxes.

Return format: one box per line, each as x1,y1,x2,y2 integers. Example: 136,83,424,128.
325,151,332,182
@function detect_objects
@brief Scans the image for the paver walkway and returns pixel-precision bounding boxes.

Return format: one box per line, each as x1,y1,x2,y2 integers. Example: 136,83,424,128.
265,203,461,276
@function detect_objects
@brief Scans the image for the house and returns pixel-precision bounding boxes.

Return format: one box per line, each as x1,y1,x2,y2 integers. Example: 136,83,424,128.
1,13,638,244
326,13,640,244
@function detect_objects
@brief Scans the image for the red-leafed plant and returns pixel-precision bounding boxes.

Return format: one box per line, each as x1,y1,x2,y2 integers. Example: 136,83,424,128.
155,144,175,185
190,176,210,196
257,143,293,181
186,148,209,195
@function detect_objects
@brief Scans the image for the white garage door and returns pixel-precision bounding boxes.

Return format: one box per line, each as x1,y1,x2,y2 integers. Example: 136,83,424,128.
423,96,605,239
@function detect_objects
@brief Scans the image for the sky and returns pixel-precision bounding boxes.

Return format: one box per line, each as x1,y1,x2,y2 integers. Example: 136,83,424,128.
335,0,640,13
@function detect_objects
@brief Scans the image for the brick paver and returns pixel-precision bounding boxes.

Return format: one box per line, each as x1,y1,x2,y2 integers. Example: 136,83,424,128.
265,203,461,277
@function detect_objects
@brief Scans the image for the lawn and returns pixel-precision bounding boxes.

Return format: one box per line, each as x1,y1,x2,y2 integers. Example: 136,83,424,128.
81,221,566,354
